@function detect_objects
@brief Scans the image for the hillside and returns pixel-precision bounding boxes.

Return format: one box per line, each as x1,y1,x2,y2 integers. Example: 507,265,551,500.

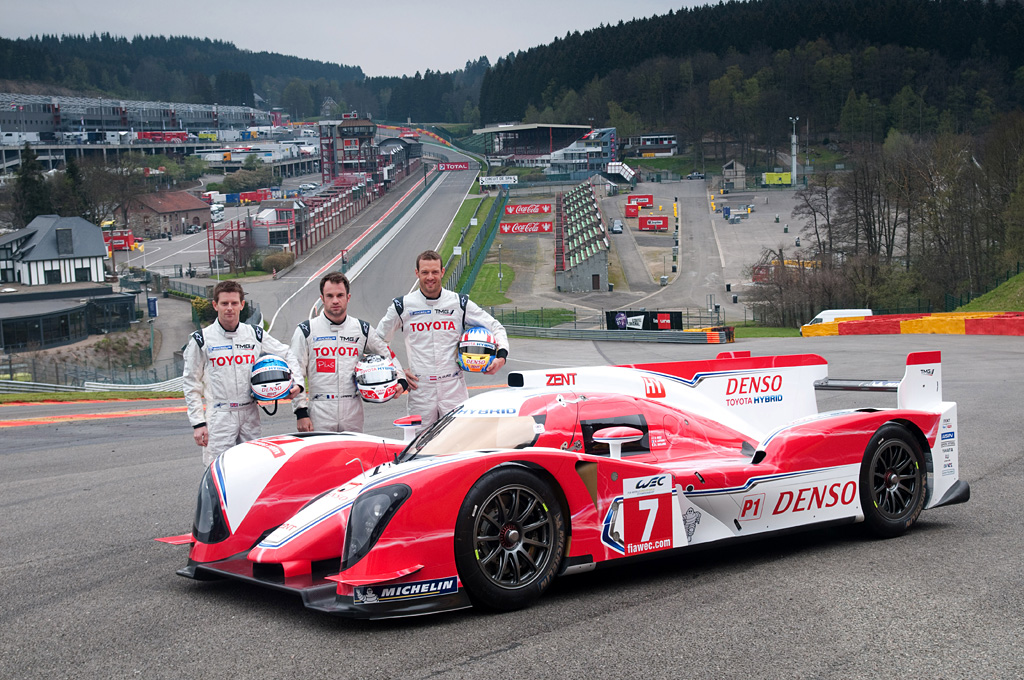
958,270,1024,312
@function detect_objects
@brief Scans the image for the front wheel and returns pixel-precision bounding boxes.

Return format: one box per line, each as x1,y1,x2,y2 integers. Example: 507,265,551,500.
454,467,565,611
859,423,927,538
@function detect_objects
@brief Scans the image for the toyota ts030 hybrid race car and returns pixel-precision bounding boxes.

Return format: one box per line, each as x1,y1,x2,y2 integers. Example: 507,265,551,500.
159,350,969,619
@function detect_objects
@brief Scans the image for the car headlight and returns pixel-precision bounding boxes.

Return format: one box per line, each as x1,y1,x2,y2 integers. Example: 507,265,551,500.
341,484,410,571
193,467,230,544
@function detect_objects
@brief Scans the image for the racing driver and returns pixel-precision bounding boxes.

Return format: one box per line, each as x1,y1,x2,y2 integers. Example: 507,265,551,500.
291,272,407,432
375,250,509,427
183,280,301,466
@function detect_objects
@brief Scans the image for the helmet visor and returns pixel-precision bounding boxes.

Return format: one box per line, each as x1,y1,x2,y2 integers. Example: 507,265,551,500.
460,343,495,356
252,369,291,384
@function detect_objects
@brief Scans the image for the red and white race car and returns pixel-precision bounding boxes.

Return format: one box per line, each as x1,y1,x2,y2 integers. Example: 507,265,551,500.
160,350,969,618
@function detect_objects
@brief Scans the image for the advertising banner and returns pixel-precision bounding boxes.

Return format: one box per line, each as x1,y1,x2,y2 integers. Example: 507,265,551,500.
504,203,552,215
479,176,519,186
625,204,639,218
627,194,654,207
639,216,669,231
499,222,553,234
437,162,470,171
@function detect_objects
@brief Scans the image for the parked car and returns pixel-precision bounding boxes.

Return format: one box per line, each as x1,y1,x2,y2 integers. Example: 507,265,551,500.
687,172,705,180
185,224,202,234
611,219,624,234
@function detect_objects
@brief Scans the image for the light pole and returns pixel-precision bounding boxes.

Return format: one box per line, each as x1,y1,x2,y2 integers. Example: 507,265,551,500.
789,116,799,186
497,243,503,293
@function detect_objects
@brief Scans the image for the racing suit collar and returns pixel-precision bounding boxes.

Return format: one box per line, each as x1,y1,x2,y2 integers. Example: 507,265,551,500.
324,311,347,326
217,319,241,334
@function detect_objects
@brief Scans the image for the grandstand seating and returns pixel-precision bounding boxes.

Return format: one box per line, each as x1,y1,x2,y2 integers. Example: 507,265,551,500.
554,181,608,273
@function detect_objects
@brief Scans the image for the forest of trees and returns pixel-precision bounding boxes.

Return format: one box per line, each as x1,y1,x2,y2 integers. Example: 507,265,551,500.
5,0,1024,320
0,34,487,124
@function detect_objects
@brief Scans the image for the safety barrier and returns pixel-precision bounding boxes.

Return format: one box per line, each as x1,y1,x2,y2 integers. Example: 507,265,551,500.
503,325,733,343
0,380,90,393
802,311,1024,337
0,377,185,393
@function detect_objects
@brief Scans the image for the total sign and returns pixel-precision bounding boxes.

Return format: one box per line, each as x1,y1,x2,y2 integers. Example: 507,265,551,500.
505,203,552,215
437,162,469,171
499,222,553,234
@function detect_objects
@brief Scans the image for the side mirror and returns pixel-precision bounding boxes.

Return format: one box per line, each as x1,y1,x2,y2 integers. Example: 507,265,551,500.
592,426,644,459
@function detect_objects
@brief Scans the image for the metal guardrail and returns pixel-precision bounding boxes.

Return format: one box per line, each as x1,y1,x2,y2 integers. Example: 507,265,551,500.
0,377,185,393
502,325,729,343
83,377,184,391
0,380,90,393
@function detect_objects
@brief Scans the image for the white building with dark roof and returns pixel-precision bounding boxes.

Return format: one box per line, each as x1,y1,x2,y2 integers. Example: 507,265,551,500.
0,215,108,285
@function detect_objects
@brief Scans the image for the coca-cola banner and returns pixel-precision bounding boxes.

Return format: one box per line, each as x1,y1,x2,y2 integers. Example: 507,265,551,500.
437,162,469,171
639,216,669,231
499,222,554,234
504,203,552,215
627,194,654,207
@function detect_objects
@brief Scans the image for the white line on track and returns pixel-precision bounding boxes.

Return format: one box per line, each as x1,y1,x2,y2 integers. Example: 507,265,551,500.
270,172,449,332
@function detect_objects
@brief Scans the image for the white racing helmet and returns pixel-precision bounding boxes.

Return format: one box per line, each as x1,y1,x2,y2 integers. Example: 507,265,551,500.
250,354,294,402
355,354,399,403
457,326,497,373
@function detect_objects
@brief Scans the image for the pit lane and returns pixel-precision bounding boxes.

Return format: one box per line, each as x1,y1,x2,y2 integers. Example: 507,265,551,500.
1,334,1018,679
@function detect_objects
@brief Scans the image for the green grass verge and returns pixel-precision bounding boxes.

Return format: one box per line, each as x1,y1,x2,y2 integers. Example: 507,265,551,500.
439,196,493,265
212,270,268,280
732,324,801,338
0,391,183,404
955,271,1024,311
491,307,577,328
469,263,513,306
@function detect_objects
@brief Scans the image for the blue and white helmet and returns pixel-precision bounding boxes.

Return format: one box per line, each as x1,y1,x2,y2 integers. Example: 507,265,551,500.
250,354,293,402
457,326,497,373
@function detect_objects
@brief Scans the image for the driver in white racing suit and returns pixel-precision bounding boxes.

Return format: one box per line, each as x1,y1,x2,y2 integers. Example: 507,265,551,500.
375,250,509,427
183,280,301,466
291,273,407,432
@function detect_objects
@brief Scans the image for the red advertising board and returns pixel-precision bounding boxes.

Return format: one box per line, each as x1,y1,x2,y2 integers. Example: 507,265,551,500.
625,204,639,218
499,222,553,234
639,216,669,231
627,194,654,207
437,162,469,171
103,229,136,251
504,203,552,216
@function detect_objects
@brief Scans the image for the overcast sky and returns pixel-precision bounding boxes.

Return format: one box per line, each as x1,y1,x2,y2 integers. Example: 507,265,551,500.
5,0,710,77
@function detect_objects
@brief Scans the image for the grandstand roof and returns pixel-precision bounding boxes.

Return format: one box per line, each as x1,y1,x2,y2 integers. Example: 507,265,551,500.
473,123,591,135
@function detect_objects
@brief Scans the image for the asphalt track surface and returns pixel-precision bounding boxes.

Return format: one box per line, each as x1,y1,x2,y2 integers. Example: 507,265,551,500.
2,333,1022,679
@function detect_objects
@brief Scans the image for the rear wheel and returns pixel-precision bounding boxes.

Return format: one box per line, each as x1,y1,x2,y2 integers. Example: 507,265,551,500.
454,467,565,611
860,424,927,538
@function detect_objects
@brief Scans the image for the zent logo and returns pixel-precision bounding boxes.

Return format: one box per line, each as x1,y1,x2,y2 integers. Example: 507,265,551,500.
546,372,577,386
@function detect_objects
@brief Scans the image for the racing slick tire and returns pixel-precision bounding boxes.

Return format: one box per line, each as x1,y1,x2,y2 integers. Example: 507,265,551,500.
454,467,566,612
859,423,927,539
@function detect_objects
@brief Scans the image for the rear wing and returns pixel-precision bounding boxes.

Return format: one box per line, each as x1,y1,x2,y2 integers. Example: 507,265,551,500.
812,350,942,411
